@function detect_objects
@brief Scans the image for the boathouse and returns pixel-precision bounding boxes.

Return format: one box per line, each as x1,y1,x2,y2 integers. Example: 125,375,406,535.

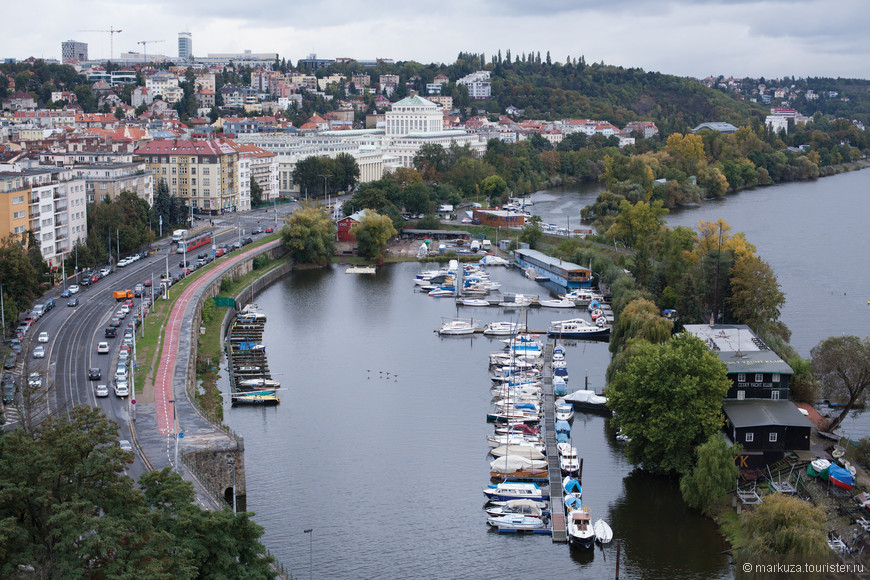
336,209,372,242
513,248,592,289
684,324,812,468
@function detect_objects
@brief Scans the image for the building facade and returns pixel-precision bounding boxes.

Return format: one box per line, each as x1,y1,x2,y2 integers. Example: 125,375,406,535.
62,40,88,63
178,32,192,60
72,163,154,205
136,139,240,214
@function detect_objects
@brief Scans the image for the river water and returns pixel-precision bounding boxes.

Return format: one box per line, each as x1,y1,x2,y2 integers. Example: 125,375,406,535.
223,169,869,577
222,263,730,579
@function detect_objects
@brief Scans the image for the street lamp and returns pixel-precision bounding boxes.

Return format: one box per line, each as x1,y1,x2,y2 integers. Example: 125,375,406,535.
168,398,178,470
303,528,313,580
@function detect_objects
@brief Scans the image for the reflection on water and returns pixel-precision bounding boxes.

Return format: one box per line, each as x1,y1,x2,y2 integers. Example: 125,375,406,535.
223,260,732,578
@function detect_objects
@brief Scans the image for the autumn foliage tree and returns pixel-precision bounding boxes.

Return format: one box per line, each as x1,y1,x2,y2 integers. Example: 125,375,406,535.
281,203,335,265
811,335,870,432
351,211,397,261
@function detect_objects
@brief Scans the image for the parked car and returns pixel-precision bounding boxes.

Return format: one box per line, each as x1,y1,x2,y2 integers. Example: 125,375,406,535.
68,285,80,294
3,354,17,370
114,380,129,398
80,277,91,287
2,375,15,404
100,268,111,277
91,274,99,283
32,346,45,359
242,237,253,245
38,332,49,343
44,298,55,310
265,227,274,233
97,342,110,354
67,297,79,307
94,383,109,397
88,368,101,380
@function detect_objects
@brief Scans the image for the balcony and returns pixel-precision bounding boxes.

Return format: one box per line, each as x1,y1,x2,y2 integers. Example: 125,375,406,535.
54,202,67,212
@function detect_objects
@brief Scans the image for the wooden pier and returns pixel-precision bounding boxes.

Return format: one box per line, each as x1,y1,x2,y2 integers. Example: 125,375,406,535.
542,342,568,543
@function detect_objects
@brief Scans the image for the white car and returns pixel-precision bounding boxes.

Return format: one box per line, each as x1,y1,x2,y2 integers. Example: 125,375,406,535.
114,380,129,398
95,383,109,397
68,284,80,294
119,439,133,452
100,268,111,277
115,309,126,319
120,304,130,315
97,342,110,354
38,332,49,343
28,372,41,388
33,346,45,358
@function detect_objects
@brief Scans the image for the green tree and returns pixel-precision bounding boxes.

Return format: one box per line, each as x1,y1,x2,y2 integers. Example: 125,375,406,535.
0,235,40,316
728,253,788,340
413,143,448,182
679,434,740,515
333,152,360,192
480,174,507,205
292,156,326,198
351,211,397,261
810,335,870,432
608,298,673,354
738,494,829,566
403,182,431,215
607,333,731,474
281,204,335,265
518,218,543,249
250,176,263,207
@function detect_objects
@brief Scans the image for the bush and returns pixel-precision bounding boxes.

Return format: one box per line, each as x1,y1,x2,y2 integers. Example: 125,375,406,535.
252,255,269,270
855,437,870,470
220,278,232,293
201,297,216,324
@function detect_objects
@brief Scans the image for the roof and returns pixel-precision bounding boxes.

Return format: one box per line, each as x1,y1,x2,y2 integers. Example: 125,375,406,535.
135,139,236,156
692,122,738,133
515,249,589,273
683,324,793,375
723,400,813,429
391,95,437,108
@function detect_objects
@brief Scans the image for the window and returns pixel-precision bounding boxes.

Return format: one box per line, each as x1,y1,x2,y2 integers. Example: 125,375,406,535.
13,195,24,204
100,183,107,190
13,210,25,219
736,390,745,400
771,390,780,400
772,373,780,383
755,374,763,383
737,374,746,383
769,432,777,443
13,225,26,234
745,432,754,443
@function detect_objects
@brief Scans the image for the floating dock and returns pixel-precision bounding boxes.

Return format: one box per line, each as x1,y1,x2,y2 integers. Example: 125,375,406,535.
226,306,280,405
542,342,568,543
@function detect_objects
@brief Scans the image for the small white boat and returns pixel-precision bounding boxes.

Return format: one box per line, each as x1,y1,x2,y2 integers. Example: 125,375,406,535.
560,449,581,477
489,444,546,460
237,378,280,388
483,321,527,336
567,507,595,550
594,518,613,544
483,482,549,502
540,299,576,309
459,299,491,307
485,499,546,519
486,433,543,448
429,288,455,297
555,403,575,422
487,514,546,530
437,318,476,335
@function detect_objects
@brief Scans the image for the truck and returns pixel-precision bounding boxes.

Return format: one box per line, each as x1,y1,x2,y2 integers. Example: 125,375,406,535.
172,229,188,243
113,289,133,301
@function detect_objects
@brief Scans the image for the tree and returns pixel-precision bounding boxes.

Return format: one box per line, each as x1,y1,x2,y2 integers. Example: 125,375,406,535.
728,253,787,339
292,156,326,198
810,335,870,432
608,298,673,354
739,494,829,565
333,152,360,192
403,182,431,215
281,204,335,265
480,174,507,205
413,143,448,182
518,219,543,249
679,434,740,515
351,211,397,261
250,176,263,207
607,333,731,474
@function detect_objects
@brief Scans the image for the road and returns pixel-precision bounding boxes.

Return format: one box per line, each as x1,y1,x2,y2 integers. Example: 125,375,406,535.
6,202,298,483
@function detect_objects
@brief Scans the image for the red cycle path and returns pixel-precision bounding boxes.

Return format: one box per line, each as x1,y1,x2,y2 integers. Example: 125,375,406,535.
155,242,278,435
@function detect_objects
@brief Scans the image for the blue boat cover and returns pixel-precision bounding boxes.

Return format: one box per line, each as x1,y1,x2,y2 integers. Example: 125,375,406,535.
557,432,570,444
564,496,582,510
564,478,582,494
555,420,571,434
589,300,600,310
514,403,537,411
554,367,569,377
829,464,855,486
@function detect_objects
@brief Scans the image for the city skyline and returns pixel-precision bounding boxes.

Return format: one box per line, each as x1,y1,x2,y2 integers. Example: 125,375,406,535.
3,0,868,79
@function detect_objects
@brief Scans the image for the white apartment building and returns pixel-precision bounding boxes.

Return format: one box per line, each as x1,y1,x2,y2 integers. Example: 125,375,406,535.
765,115,789,134
146,72,184,104
456,71,491,100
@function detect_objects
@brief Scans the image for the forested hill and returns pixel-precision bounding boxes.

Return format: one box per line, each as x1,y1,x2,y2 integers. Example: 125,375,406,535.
482,57,768,134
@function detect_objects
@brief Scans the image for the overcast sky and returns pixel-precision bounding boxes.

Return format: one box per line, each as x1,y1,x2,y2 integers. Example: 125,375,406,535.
6,0,868,80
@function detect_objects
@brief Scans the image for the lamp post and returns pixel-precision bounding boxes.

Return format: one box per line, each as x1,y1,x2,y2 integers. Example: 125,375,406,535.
168,398,178,470
131,327,136,422
303,528,313,580
227,457,237,513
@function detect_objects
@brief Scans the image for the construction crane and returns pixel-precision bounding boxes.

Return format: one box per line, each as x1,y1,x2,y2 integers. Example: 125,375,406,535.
137,40,165,64
77,27,123,61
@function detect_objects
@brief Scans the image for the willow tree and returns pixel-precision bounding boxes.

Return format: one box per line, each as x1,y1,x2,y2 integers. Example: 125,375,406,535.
351,211,397,261
609,297,673,354
281,204,335,266
811,335,870,432
738,494,829,568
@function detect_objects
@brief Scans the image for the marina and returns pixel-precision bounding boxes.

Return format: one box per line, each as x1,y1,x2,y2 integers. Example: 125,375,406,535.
225,305,280,405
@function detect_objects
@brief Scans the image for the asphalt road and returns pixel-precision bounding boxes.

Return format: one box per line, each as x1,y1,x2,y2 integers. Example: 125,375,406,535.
7,201,299,482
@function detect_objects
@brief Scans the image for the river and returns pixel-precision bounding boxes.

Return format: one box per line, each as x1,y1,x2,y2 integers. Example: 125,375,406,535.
223,169,869,577
222,263,730,579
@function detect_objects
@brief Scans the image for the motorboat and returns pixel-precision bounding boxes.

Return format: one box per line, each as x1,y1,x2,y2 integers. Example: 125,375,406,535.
564,389,609,412
566,508,595,550
230,391,280,405
555,402,575,422
487,514,546,530
483,321,527,336
489,352,541,366
483,481,549,502
553,376,568,397
489,456,549,480
553,346,566,361
486,433,543,448
540,299,577,309
237,378,280,389
563,476,582,502
489,444,546,460
485,499,547,519
548,318,611,340
486,410,541,424
498,294,539,308
560,447,581,477
428,288,455,297
437,318,476,335
493,423,539,436
561,289,599,308
459,299,491,307
594,519,613,544
554,367,569,383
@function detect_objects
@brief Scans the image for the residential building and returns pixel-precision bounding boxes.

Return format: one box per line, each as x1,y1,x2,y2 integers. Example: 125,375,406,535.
193,73,216,93
0,167,87,267
110,70,137,87
61,40,88,64
178,32,192,60
426,83,442,96
225,140,279,205
378,74,399,96
50,91,77,104
72,163,153,205
765,115,788,134
2,91,37,111
146,72,183,104
623,121,659,138
425,95,453,111
195,88,215,109
131,86,154,108
456,71,491,99
135,139,239,214
298,53,334,71
336,209,372,242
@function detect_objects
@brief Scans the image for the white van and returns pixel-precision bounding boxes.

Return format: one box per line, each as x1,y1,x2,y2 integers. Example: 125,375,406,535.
482,239,492,251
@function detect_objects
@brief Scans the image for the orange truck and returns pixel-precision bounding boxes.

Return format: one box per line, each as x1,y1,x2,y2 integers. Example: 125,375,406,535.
113,289,133,301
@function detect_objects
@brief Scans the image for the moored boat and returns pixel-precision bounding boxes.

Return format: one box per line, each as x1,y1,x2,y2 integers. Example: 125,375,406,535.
540,299,577,309
485,499,547,519
594,518,613,544
437,317,476,335
487,513,547,530
548,317,611,340
566,507,595,550
483,321,527,336
483,481,549,502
